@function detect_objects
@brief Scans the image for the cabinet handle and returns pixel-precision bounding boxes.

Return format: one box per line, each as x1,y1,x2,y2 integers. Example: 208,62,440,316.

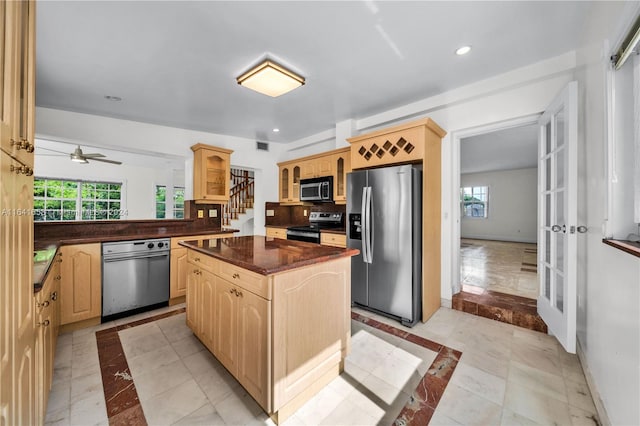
51,292,58,301
11,138,33,152
38,320,50,327
38,300,50,308
55,275,61,280
10,165,33,176
230,288,237,295
232,273,239,279
236,290,243,298
57,258,63,263
194,257,200,262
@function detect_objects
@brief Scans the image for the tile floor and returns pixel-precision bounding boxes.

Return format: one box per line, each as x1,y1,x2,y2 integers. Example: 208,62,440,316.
461,239,538,299
44,304,599,426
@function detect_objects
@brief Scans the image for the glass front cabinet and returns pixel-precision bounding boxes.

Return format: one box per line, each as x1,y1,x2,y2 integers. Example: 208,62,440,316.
191,144,233,203
278,164,301,204
333,148,350,204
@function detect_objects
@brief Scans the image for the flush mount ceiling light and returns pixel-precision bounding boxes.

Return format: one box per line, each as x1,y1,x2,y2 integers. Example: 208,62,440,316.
236,60,304,97
104,95,122,101
272,128,280,132
455,45,472,56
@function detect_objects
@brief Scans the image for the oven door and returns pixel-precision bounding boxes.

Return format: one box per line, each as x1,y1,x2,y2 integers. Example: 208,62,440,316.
286,228,321,244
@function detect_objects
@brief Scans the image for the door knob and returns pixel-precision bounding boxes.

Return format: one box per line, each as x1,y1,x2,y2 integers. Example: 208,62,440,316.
577,226,588,233
551,225,562,232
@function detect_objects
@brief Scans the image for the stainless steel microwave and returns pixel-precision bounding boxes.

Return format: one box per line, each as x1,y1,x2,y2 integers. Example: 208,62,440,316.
300,176,333,202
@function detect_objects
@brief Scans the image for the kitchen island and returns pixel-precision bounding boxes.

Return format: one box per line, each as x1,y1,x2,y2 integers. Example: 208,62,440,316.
179,236,358,424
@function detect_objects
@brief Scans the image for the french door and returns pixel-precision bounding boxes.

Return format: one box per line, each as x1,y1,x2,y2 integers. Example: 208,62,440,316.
538,81,578,354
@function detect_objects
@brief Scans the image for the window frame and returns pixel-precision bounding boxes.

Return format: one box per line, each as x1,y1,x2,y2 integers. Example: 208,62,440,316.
460,185,489,219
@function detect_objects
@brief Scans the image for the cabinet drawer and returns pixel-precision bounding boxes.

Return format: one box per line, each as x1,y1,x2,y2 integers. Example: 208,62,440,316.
320,233,347,248
265,227,287,239
218,264,271,300
187,250,218,273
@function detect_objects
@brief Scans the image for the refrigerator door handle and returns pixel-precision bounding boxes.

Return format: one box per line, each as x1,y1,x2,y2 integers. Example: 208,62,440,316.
361,186,369,263
367,186,373,263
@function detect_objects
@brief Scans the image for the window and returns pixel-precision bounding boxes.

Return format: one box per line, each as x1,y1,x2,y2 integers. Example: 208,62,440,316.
173,187,185,219
34,178,123,221
461,186,489,218
156,186,185,219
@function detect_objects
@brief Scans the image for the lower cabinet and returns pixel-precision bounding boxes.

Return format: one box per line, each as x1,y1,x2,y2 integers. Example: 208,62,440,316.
59,243,101,325
320,232,347,248
35,252,61,424
265,227,287,239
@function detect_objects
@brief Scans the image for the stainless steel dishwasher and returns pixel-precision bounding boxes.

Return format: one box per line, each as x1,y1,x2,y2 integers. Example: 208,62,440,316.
102,238,171,321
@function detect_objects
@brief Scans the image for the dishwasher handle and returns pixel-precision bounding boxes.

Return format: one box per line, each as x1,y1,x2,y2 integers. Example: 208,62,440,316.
103,252,170,263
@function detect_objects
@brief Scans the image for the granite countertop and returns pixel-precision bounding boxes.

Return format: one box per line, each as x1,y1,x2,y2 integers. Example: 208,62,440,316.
33,245,59,293
180,236,359,275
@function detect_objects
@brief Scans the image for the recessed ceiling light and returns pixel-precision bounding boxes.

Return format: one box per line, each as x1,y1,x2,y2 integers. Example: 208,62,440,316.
455,46,471,56
273,128,280,133
237,59,304,97
104,95,122,101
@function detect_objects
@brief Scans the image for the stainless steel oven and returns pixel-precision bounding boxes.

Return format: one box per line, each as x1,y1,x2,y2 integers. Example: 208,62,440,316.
286,212,344,244
102,238,170,321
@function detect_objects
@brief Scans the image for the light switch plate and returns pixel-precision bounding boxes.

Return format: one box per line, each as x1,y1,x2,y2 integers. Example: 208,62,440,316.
304,209,308,217
209,209,217,218
266,209,275,217
197,210,204,218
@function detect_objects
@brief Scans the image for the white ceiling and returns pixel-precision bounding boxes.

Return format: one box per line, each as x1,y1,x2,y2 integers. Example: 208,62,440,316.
460,124,538,174
36,1,600,144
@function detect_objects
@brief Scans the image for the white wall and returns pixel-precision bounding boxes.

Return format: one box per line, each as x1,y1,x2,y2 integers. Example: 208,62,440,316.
572,2,640,425
35,107,285,233
461,168,537,243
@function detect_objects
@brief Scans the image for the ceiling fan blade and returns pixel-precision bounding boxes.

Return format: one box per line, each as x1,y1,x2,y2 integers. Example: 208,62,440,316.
82,153,106,158
89,157,122,165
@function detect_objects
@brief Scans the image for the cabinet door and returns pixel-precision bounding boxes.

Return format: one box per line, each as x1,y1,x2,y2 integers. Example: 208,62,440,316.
170,247,188,299
237,290,270,410
316,157,333,177
279,165,290,202
193,147,231,202
60,244,101,325
333,153,350,202
300,160,315,179
199,270,216,352
185,263,199,332
213,278,237,375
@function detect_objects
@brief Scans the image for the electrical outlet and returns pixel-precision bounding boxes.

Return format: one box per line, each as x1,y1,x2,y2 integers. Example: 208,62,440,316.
266,209,275,217
304,209,308,217
197,210,204,218
209,209,217,218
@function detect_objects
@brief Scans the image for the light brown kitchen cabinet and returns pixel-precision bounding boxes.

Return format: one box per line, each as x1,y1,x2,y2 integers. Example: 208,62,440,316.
332,148,350,203
34,252,61,424
0,2,37,424
191,143,233,203
320,232,347,248
278,164,301,204
265,227,287,239
60,243,101,325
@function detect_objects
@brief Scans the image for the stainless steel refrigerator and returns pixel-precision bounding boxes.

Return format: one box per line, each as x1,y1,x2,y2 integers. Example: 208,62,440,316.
347,164,422,327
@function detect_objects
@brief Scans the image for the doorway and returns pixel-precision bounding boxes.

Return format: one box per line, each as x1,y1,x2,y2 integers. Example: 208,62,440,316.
450,116,547,332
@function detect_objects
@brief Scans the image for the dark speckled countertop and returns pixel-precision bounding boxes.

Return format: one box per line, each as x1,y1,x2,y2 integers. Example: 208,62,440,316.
180,236,359,275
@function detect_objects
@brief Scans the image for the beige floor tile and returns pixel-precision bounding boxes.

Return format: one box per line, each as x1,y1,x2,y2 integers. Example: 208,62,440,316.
319,398,377,425
507,360,567,403
396,340,438,376
195,365,241,406
503,381,572,425
450,362,506,405
141,379,209,426
69,389,108,426
565,378,598,413
429,408,463,425
171,402,225,426
326,374,359,399
127,344,180,377
156,313,193,343
182,347,220,377
370,351,423,393
213,387,264,425
569,404,600,426
70,350,100,380
171,333,205,359
295,384,345,425
46,380,71,417
511,341,562,376
70,372,103,405
458,347,510,379
499,408,541,425
134,359,192,403
436,383,503,426
120,323,169,359
44,407,70,426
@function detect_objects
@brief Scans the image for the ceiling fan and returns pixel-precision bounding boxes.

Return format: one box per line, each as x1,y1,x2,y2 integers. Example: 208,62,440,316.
38,145,122,165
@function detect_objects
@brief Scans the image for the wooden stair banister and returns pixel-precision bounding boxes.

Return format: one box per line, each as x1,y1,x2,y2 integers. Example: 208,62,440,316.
223,168,255,227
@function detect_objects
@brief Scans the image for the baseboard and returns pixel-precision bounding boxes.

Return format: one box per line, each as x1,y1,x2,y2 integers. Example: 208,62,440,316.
577,339,611,426
441,298,452,308
461,235,537,244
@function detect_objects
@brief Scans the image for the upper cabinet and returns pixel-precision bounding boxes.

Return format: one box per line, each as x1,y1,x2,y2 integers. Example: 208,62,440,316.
191,144,233,203
278,164,301,205
277,147,350,205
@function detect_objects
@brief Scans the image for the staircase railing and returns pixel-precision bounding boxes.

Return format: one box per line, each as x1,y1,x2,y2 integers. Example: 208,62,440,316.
223,168,254,227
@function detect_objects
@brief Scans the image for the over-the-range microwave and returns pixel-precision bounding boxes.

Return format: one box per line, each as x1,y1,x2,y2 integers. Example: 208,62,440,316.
300,176,333,202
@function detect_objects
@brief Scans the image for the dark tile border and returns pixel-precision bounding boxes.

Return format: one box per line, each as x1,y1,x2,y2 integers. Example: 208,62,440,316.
351,312,462,425
95,308,185,426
